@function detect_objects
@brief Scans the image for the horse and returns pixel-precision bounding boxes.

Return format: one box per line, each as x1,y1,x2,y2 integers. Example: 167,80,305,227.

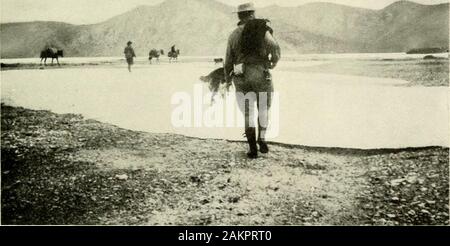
40,48,63,66
149,49,161,64
168,49,180,63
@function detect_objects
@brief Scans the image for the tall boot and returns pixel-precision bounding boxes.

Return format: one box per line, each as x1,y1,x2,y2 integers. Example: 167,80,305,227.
258,127,269,154
245,127,258,159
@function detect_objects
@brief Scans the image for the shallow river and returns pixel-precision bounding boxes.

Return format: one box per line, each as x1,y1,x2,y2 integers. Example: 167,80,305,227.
1,61,448,149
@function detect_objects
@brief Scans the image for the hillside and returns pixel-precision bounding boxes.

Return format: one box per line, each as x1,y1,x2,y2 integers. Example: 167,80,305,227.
0,0,448,58
259,1,449,53
0,22,79,58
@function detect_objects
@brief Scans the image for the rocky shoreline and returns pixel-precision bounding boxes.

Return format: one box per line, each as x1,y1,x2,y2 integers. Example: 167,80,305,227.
1,104,448,225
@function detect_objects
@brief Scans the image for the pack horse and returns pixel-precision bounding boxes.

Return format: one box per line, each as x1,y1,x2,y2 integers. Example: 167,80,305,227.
40,48,64,66
148,49,162,64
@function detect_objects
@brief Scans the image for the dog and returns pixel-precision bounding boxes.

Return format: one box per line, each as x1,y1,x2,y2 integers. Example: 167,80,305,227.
200,67,231,105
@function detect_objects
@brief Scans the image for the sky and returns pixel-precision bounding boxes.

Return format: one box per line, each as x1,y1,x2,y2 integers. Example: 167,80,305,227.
1,0,448,25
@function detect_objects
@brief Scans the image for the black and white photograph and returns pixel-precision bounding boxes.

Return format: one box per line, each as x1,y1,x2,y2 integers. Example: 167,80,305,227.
0,0,449,234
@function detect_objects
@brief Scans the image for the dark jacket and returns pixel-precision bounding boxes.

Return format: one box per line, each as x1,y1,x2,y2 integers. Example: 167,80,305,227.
124,46,136,59
224,21,281,82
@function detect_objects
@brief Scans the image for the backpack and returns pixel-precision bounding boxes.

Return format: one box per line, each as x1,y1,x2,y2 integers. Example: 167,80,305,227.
239,19,274,61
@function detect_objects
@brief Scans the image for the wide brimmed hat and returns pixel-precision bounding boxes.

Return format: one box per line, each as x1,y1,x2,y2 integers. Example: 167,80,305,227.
127,41,133,45
234,2,256,13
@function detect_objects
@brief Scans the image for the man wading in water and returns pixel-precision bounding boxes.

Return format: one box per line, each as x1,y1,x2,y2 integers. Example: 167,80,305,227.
224,2,281,159
124,41,136,72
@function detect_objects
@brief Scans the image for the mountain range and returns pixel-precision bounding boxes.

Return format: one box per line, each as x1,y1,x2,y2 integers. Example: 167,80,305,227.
1,0,448,58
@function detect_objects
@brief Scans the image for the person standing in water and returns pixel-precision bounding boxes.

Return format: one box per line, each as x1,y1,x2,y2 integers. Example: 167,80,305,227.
124,41,136,72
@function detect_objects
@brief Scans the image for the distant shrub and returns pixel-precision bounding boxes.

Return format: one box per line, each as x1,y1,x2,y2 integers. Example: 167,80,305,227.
407,47,448,54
